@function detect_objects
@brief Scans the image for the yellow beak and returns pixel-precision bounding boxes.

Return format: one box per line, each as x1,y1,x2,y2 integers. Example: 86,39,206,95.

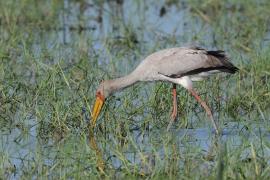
91,96,104,127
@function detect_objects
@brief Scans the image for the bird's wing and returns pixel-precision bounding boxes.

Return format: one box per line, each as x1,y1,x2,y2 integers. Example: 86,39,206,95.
154,47,238,78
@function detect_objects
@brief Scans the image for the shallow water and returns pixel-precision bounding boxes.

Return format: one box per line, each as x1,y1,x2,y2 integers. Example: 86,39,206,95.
97,122,270,170
1,0,270,178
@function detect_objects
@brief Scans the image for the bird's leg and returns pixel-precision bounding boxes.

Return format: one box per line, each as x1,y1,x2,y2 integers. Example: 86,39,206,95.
171,84,178,120
167,84,177,131
188,88,219,135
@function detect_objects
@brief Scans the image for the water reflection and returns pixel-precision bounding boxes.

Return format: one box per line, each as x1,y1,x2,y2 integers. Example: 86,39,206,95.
89,129,105,173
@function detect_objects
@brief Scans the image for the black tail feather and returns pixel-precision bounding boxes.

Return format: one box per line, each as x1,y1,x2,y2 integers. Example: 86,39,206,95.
207,50,239,74
207,50,224,56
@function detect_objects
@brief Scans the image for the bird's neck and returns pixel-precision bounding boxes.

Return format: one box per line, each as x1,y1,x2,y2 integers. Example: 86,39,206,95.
107,71,139,93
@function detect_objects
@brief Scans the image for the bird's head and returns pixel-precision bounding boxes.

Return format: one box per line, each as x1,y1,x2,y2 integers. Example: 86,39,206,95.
91,81,112,127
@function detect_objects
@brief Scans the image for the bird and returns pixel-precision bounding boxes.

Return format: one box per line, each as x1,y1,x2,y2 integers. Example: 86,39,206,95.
91,46,238,134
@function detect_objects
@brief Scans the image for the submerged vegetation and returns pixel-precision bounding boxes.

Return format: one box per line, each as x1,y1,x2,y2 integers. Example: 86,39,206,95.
0,0,270,179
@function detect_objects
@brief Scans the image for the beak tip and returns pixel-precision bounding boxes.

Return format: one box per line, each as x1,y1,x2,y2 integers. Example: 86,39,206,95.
91,96,104,128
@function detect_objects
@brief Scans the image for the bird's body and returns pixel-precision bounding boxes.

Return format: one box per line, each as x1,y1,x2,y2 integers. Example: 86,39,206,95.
92,46,238,134
102,47,237,92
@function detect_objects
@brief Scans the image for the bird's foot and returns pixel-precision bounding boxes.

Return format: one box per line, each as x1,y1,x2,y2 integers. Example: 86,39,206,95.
167,113,177,131
170,111,177,121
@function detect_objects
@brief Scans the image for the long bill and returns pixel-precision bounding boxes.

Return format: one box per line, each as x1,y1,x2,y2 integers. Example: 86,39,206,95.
91,95,105,127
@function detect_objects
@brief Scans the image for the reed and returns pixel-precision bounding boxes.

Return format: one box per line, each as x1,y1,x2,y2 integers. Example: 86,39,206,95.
0,0,269,178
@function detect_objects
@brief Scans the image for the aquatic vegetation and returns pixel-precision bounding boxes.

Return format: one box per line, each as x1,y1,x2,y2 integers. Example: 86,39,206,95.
0,0,270,179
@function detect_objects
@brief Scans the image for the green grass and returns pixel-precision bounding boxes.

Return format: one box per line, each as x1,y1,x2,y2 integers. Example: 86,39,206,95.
0,0,270,179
